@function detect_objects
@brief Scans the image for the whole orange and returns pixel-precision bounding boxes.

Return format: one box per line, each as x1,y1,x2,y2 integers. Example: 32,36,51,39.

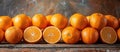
117,28,120,41
105,15,119,29
90,13,107,30
119,18,120,26
69,13,88,30
81,27,99,44
12,14,31,30
0,16,12,31
50,13,68,29
86,16,91,26
32,14,48,29
5,26,23,44
62,26,81,44
0,29,4,42
28,16,32,26
46,15,52,26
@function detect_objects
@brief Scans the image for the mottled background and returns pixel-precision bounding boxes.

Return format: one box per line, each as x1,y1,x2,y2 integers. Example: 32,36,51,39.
0,0,120,18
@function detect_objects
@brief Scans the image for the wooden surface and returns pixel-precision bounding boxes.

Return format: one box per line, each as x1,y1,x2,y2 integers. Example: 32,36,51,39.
0,44,120,52
0,44,120,48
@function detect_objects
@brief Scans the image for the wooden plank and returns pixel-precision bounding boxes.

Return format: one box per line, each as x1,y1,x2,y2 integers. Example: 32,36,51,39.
0,44,120,48
0,48,107,52
0,44,119,52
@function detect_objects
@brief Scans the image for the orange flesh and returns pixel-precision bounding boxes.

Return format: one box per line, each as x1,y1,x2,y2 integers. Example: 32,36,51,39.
24,26,42,43
100,27,117,44
43,26,61,44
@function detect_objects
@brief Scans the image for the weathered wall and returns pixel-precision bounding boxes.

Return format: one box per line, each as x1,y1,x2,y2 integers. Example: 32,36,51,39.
0,0,120,18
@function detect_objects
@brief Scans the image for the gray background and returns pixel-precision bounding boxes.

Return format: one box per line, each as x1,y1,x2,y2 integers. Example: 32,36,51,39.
0,0,120,18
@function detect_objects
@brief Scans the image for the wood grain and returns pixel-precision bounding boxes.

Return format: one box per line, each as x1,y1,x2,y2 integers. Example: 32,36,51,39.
0,44,120,52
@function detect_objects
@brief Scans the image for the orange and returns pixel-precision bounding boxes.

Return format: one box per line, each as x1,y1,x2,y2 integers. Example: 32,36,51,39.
12,14,31,30
24,26,42,43
100,27,117,44
69,13,88,30
105,15,119,29
86,16,91,26
0,29,4,42
28,16,32,26
117,28,120,41
43,26,61,44
0,16,12,31
5,26,23,44
81,27,99,44
119,18,120,25
62,26,81,44
32,14,48,29
86,16,91,23
50,13,68,29
90,13,107,30
46,15,52,26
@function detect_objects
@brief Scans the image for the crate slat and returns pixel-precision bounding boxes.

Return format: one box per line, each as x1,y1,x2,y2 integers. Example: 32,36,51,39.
0,44,120,48
0,44,120,52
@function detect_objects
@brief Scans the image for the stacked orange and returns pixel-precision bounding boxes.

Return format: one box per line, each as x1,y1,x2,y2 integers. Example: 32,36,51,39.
87,13,118,44
32,14,48,29
0,16,12,43
0,13,119,44
5,26,23,44
24,14,48,43
62,26,81,44
12,14,32,30
43,13,68,44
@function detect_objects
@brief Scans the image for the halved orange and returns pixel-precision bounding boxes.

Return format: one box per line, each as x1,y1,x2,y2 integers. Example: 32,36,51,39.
43,26,61,44
24,26,42,43
100,27,117,44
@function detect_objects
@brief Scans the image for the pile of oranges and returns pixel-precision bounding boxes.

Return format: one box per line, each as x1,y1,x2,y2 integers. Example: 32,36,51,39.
0,13,120,44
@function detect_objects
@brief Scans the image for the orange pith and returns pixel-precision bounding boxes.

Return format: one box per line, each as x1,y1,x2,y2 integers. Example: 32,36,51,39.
24,26,42,43
100,27,117,44
43,26,61,44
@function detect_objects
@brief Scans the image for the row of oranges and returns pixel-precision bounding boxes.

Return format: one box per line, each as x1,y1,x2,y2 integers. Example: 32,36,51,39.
0,13,120,44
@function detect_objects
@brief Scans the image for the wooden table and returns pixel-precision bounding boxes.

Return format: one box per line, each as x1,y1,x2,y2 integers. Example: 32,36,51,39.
0,44,120,52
